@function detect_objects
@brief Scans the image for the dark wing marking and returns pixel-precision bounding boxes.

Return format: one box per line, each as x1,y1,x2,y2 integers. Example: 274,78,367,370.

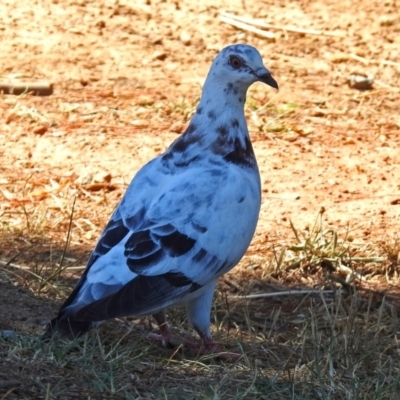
192,248,208,263
125,231,160,257
124,225,196,273
85,206,147,270
157,230,196,257
57,215,129,312
222,137,256,168
125,230,164,271
163,272,202,291
94,221,129,256
124,207,146,230
150,224,176,235
191,221,207,233
74,274,199,322
60,219,199,313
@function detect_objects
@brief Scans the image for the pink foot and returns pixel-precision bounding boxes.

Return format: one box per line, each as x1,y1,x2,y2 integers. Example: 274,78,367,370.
149,312,241,361
186,337,243,362
148,334,241,361
148,312,172,347
147,332,172,347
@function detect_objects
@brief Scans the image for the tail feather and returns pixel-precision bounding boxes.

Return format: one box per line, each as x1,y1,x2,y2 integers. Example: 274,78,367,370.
41,314,93,341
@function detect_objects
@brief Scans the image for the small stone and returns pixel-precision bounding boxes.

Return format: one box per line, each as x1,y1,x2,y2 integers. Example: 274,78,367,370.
379,16,399,27
137,95,154,106
179,31,191,46
152,37,163,45
1,330,17,340
93,171,112,183
347,73,374,90
152,51,167,61
95,20,106,29
33,125,48,135
266,122,285,132
312,107,327,117
170,122,185,133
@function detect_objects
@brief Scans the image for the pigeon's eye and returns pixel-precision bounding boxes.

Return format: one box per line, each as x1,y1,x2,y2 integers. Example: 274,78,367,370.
229,56,242,69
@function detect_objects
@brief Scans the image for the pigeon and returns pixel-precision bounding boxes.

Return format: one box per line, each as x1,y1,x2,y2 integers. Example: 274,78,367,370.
43,44,278,356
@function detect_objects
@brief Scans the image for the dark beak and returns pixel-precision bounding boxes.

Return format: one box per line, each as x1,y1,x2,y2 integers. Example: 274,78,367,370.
256,68,279,90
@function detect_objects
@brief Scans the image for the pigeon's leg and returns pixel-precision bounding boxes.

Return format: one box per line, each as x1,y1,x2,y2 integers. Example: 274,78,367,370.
185,279,217,349
185,279,241,361
148,311,172,347
148,311,202,350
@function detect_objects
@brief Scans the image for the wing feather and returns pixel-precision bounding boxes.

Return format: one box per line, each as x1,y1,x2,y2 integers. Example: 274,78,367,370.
74,274,195,322
58,155,260,322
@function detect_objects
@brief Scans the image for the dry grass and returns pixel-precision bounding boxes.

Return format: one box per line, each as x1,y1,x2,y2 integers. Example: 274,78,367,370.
1,209,400,399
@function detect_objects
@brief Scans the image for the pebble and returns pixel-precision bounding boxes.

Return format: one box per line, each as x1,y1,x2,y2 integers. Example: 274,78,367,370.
93,171,112,183
0,330,17,340
179,31,191,46
33,125,48,135
152,51,167,61
347,73,374,90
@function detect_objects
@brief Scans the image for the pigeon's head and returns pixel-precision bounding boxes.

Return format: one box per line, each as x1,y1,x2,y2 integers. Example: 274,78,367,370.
209,44,278,91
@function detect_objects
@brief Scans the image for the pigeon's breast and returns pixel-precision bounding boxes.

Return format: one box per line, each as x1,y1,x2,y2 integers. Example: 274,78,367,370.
193,163,261,268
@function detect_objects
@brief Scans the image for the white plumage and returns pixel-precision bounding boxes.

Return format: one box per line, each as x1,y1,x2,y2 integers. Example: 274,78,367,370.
44,44,278,355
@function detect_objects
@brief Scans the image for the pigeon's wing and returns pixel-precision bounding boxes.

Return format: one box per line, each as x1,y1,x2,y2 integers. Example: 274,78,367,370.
59,156,260,323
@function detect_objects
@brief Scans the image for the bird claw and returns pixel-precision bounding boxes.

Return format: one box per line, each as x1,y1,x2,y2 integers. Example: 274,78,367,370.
147,333,241,361
147,332,173,348
191,340,242,362
147,332,196,349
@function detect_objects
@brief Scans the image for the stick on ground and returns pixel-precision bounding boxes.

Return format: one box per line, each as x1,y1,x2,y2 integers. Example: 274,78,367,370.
220,11,346,37
219,15,275,39
0,81,53,96
231,289,334,300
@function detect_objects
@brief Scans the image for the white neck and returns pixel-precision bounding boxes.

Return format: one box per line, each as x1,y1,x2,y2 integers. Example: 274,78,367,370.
162,75,257,171
191,77,250,147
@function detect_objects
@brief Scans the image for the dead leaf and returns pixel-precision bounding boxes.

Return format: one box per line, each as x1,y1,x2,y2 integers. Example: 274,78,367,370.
82,183,118,192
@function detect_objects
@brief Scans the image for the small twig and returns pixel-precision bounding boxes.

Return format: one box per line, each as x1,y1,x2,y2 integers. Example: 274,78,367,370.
219,16,275,39
0,259,47,282
231,289,334,300
350,53,400,69
62,266,86,270
59,197,76,272
0,260,85,271
37,197,77,293
0,259,29,270
347,257,385,263
223,277,244,292
0,81,53,96
220,11,345,37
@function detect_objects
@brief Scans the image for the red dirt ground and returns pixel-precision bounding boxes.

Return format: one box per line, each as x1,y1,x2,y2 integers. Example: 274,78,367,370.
0,0,399,357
